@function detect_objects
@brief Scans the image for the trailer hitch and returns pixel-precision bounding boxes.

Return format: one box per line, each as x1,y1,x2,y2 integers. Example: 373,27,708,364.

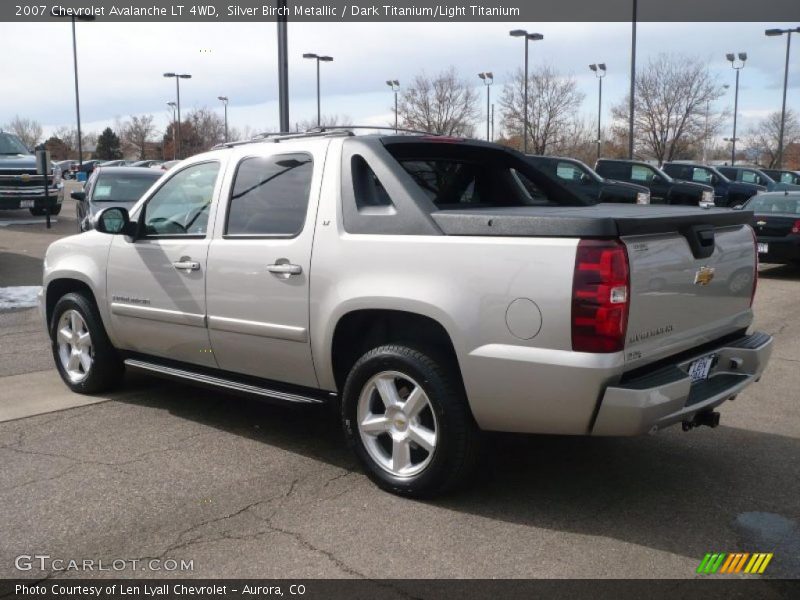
682,410,721,431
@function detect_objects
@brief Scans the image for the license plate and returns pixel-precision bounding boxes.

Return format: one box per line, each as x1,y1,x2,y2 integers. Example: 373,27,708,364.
688,355,715,384
757,243,769,254
20,200,34,208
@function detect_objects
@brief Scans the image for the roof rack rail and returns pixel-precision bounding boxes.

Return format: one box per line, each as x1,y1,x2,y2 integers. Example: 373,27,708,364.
211,129,353,150
306,125,441,136
211,125,442,151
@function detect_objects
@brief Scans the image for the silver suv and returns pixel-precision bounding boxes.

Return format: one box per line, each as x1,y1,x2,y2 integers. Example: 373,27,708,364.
40,131,773,496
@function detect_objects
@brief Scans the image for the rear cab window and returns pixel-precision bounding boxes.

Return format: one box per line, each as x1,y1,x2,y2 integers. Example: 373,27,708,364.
383,141,584,209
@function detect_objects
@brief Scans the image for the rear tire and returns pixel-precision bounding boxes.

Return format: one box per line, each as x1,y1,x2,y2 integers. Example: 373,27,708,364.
50,292,124,394
341,344,480,498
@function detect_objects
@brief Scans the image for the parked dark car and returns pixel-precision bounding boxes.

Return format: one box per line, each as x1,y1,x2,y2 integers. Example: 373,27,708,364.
761,168,800,186
73,166,162,232
743,191,800,266
527,155,650,204
130,159,164,168
595,159,714,206
662,161,764,207
717,165,800,192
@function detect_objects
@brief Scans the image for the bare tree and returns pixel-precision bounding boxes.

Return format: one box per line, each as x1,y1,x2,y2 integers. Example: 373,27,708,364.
499,66,585,155
745,110,800,168
397,67,479,136
2,116,44,149
122,114,156,159
294,114,350,132
610,54,725,163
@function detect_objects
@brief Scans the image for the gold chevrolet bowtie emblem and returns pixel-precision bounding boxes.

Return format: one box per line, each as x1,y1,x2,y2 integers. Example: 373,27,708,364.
756,220,767,226
694,266,715,286
20,173,30,182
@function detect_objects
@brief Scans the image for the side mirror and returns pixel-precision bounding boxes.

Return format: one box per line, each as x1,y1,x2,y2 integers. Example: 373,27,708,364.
70,190,85,201
94,206,133,236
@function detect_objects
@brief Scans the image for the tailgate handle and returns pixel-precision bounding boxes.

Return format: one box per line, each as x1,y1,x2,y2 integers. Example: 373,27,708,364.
682,225,715,259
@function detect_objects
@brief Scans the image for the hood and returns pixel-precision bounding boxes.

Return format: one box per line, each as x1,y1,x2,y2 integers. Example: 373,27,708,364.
771,182,800,192
0,154,36,170
670,179,714,193
603,179,649,194
728,180,766,194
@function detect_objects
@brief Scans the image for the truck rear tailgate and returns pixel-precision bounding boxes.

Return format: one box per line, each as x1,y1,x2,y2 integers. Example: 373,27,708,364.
622,224,756,366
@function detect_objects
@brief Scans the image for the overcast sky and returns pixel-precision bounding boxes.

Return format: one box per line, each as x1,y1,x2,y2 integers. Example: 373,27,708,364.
1,21,798,141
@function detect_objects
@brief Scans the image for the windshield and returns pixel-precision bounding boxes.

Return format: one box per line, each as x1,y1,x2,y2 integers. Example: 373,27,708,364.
0,132,30,155
92,172,161,202
746,194,800,215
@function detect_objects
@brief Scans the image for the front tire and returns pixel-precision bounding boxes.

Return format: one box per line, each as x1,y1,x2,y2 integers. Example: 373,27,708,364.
341,344,480,497
50,292,124,394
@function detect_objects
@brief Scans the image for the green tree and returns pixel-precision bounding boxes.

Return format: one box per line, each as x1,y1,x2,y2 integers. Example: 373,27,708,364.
95,127,122,160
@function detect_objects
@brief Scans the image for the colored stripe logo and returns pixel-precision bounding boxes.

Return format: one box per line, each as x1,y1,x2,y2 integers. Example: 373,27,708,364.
697,552,773,574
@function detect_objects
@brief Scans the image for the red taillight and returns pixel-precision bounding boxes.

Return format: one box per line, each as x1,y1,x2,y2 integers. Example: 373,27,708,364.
750,226,758,307
572,240,630,353
791,220,800,234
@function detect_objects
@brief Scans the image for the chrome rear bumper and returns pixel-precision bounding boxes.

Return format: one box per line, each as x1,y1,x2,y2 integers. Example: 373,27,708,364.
592,332,773,436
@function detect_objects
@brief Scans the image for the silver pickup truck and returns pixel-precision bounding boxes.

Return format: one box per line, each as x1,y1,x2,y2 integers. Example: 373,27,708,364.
40,131,773,497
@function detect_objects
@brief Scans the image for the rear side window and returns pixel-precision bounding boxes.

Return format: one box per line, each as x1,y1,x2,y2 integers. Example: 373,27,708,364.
596,162,629,180
631,165,653,182
352,155,395,212
741,170,759,184
226,153,313,236
691,168,713,184
555,162,583,182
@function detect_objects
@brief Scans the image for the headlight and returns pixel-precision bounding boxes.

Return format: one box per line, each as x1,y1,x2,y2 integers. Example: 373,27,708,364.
700,190,714,206
636,191,650,205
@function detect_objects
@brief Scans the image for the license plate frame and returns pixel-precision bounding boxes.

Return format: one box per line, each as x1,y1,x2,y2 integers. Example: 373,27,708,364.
688,354,716,384
19,200,34,208
757,242,769,254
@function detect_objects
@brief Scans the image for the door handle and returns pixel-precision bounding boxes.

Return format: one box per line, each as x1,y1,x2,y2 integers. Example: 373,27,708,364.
173,259,200,271
267,263,302,275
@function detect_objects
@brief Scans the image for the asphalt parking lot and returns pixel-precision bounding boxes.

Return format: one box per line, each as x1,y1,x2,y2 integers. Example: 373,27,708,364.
0,199,798,583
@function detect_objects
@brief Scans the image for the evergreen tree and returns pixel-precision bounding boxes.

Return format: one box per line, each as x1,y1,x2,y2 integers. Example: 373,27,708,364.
95,127,122,160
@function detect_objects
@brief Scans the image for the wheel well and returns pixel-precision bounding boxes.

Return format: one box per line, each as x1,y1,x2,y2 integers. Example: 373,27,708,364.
331,309,461,391
46,279,96,328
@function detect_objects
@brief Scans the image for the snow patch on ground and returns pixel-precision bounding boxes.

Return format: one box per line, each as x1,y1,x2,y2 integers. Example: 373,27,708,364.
0,286,41,310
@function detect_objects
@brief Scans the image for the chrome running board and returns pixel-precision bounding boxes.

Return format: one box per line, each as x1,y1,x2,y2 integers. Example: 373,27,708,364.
124,358,327,405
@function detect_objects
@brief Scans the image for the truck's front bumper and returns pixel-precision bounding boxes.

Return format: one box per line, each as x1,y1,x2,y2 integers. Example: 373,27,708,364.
0,186,62,210
592,332,773,436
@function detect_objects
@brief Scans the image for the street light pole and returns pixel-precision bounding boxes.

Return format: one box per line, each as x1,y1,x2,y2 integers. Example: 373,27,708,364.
765,27,800,169
163,73,191,159
167,102,177,160
386,80,400,133
303,53,333,127
218,96,229,142
478,72,494,141
510,30,543,153
629,0,637,159
726,52,747,166
55,13,95,166
589,63,607,160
